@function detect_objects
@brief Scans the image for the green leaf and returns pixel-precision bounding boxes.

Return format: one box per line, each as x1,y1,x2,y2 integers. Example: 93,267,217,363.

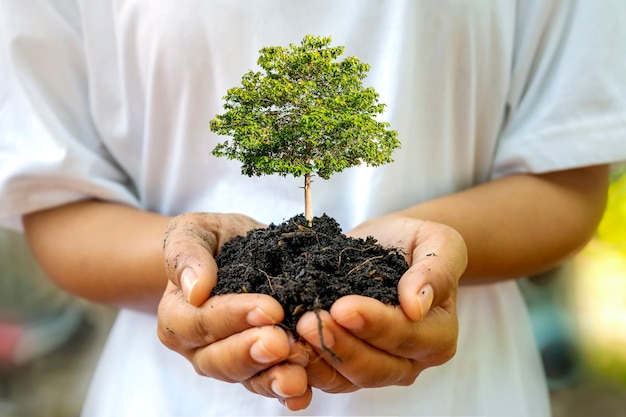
210,34,400,180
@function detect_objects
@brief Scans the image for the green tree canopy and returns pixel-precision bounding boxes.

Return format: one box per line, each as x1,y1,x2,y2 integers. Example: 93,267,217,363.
210,34,399,180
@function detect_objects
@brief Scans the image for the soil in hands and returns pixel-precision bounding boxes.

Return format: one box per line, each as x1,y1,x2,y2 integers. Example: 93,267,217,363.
211,214,409,338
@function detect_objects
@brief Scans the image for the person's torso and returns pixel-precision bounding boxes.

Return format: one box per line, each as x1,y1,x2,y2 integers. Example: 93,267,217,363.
81,0,514,228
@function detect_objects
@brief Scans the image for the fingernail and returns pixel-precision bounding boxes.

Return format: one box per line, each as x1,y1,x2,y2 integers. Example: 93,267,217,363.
250,339,278,364
271,380,288,398
247,308,276,326
417,284,434,318
181,268,198,303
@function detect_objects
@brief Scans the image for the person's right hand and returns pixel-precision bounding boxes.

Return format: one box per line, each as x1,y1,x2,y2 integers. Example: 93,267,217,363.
157,213,312,410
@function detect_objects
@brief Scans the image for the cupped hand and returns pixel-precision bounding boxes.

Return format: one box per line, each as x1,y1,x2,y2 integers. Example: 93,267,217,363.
157,212,312,410
296,214,468,393
161,212,265,306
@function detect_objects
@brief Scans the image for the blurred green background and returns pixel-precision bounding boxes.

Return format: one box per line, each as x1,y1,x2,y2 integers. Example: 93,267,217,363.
574,164,626,384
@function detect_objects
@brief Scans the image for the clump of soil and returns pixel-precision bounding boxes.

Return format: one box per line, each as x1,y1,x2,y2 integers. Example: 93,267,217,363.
211,214,409,337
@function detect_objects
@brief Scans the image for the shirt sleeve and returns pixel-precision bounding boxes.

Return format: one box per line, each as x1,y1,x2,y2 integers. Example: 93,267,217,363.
492,0,626,179
0,0,139,230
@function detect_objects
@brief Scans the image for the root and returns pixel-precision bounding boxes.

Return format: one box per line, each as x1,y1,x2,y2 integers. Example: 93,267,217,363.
346,255,384,276
314,309,342,363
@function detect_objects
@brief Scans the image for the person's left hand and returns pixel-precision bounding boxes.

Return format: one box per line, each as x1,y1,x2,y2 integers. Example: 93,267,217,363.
294,214,467,393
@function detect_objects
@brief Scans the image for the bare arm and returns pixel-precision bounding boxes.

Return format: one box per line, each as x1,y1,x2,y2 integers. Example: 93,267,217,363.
23,201,172,312
396,164,609,283
22,201,267,313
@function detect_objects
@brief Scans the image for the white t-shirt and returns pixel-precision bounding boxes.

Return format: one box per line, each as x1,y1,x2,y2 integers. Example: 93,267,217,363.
1,1,625,416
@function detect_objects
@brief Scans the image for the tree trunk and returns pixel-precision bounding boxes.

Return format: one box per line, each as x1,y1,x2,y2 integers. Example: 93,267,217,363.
304,173,312,226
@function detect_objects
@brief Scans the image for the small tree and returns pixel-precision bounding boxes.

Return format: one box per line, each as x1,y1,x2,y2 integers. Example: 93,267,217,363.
210,35,399,225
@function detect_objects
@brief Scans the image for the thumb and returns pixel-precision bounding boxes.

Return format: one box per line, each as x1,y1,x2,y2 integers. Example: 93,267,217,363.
163,213,220,306
178,256,218,307
162,212,265,306
398,223,467,321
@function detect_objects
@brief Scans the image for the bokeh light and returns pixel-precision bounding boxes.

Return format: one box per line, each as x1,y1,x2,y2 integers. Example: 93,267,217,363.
574,167,626,383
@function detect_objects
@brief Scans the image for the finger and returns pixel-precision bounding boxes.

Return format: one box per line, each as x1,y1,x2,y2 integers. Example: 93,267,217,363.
297,310,420,388
191,325,292,382
282,389,314,412
242,363,310,403
158,287,284,354
305,348,358,393
158,286,294,383
163,213,221,305
399,221,467,320
286,334,311,368
331,295,458,364
245,347,314,412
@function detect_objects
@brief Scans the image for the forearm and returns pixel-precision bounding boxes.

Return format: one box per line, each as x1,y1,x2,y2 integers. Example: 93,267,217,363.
23,200,172,312
397,165,609,283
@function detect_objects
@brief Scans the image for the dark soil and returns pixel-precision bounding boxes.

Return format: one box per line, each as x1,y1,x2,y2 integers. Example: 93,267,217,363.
211,214,409,337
